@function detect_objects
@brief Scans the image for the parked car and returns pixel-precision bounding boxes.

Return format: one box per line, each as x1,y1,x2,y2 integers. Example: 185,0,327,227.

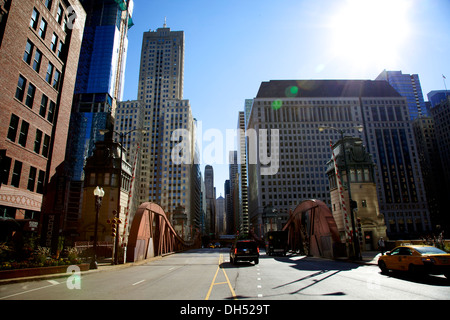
378,245,450,280
230,240,259,265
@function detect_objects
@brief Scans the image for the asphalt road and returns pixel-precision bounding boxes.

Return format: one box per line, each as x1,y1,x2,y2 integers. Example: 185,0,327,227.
1,248,449,301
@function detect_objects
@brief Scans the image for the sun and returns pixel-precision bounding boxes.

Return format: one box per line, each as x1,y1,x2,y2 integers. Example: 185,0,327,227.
329,0,412,71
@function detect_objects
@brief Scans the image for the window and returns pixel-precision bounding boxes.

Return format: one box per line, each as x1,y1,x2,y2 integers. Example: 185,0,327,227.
15,75,26,101
47,100,55,123
44,0,52,10
18,121,29,147
52,69,61,90
7,114,20,142
23,40,34,64
11,160,22,188
46,63,53,83
38,18,47,39
36,170,45,194
56,4,63,24
51,33,58,52
34,129,42,153
57,41,64,59
62,16,68,32
30,8,39,30
42,134,50,158
0,156,11,185
25,83,36,108
39,94,48,117
32,49,42,72
27,166,37,191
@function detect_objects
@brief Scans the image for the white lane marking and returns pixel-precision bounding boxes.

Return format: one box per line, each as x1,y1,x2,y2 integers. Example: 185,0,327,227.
0,281,60,300
132,280,145,286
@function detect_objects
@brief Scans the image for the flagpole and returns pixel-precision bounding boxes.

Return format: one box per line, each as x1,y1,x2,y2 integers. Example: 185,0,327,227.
443,74,448,92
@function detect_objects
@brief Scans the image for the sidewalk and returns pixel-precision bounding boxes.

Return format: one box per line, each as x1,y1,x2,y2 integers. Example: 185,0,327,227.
334,250,381,265
0,255,168,285
357,251,381,265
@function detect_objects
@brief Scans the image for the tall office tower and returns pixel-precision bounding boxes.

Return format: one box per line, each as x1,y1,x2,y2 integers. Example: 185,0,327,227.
412,116,447,232
64,0,133,234
216,195,225,235
138,24,184,105
428,90,450,108
204,165,216,236
0,0,86,242
376,70,428,120
113,99,144,226
224,179,232,234
429,94,450,231
237,111,249,235
247,80,431,240
138,24,184,206
199,172,206,234
136,24,200,236
228,151,238,234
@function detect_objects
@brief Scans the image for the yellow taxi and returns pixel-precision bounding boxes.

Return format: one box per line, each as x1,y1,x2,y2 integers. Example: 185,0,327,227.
378,245,450,280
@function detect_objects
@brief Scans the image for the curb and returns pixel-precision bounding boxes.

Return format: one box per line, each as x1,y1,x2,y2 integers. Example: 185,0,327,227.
0,253,172,285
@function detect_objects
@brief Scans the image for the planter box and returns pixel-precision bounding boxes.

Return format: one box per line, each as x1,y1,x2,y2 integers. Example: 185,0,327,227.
0,264,90,280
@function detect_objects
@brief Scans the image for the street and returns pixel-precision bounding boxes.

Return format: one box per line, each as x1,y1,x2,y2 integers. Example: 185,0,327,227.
1,248,449,300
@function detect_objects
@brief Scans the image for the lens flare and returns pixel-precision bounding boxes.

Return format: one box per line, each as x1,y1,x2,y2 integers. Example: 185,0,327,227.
272,100,282,110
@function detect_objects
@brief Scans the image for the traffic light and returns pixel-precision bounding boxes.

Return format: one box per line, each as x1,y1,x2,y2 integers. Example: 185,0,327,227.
107,217,121,237
356,217,363,245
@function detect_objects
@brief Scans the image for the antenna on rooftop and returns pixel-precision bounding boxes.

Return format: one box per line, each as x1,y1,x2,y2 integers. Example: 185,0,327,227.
164,16,167,28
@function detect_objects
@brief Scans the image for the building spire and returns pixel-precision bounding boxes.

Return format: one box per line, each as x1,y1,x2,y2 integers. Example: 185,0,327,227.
163,16,167,28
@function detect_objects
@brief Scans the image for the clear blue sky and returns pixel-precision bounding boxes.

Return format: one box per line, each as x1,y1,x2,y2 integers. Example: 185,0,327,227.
122,0,450,197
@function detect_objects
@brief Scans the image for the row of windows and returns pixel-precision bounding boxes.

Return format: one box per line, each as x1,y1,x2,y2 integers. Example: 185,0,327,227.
1,156,45,194
15,74,56,123
7,114,51,158
32,1,71,34
23,38,62,90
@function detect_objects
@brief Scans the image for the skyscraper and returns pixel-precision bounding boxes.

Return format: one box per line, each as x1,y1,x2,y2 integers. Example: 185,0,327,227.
428,94,450,231
247,79,431,240
237,111,249,235
0,0,86,248
204,165,216,236
63,0,133,235
376,70,428,120
136,23,200,237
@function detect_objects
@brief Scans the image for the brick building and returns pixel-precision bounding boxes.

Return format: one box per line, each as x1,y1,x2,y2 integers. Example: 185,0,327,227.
0,0,85,245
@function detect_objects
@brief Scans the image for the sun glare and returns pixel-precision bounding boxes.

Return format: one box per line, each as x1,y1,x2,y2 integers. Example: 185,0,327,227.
330,0,412,70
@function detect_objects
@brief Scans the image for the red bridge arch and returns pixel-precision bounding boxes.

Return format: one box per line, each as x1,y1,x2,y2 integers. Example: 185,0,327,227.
283,199,343,259
126,202,198,262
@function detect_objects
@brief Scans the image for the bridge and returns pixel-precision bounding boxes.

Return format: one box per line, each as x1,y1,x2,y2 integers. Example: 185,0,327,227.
283,199,345,259
126,202,200,262
125,199,345,262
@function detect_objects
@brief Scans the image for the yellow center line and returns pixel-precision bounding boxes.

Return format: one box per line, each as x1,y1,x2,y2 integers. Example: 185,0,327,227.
205,254,237,300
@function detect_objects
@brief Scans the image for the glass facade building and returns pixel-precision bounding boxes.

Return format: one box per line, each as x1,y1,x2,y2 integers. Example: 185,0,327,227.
67,0,133,179
63,0,133,231
376,70,428,120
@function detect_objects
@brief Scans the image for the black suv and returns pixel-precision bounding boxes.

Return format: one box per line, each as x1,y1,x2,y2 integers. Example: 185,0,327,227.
230,240,259,265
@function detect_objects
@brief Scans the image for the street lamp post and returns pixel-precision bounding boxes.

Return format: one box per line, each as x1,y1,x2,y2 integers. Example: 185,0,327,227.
100,128,146,265
319,125,363,260
90,186,105,269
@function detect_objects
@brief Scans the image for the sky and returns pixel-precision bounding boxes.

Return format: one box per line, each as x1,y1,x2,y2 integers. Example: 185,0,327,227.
121,0,450,197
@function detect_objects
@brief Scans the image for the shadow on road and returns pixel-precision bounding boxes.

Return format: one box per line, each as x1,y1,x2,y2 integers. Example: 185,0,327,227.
380,271,450,286
272,253,359,272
